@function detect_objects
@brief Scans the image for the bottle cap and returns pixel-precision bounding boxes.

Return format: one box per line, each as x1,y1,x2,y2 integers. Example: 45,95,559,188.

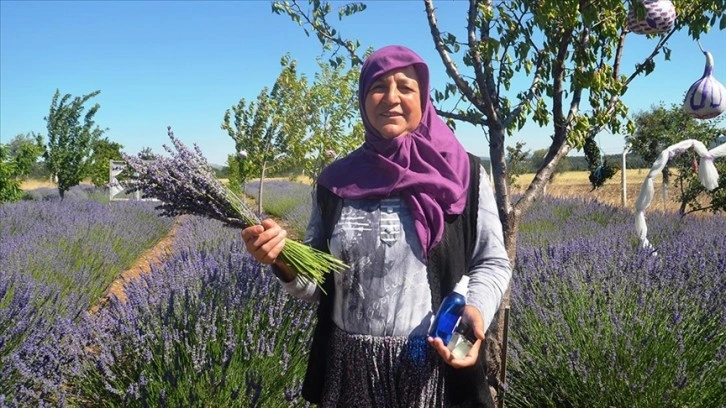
454,322,478,343
452,275,469,297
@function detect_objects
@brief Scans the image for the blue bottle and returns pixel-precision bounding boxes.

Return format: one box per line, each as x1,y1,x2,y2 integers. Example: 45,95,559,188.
428,275,469,345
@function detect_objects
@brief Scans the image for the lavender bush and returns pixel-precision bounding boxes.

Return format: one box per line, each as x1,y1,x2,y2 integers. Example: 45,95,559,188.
0,197,173,403
126,128,346,287
508,197,725,407
6,186,722,407
0,198,173,307
21,184,108,203
244,179,313,239
65,216,315,406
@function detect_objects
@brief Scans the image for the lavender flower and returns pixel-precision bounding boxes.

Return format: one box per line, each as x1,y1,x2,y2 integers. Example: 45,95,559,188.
59,216,316,406
124,127,347,287
508,196,725,407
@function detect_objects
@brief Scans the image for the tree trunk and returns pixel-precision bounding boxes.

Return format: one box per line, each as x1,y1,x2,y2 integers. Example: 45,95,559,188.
482,121,520,406
486,208,518,406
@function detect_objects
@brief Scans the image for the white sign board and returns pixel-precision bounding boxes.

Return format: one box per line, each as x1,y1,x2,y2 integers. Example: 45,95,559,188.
109,160,157,201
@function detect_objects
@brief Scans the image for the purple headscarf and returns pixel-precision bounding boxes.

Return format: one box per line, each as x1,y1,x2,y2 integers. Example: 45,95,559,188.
317,45,471,258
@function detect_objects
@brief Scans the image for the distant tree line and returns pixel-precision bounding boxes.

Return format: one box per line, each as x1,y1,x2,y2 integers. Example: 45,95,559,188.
1,88,723,219
1,89,130,201
478,151,649,174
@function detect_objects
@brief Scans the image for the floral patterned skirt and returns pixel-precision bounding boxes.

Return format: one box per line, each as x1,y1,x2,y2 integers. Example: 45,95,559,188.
321,326,454,408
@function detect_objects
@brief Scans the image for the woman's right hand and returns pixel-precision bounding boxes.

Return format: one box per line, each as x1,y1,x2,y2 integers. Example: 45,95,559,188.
241,218,287,265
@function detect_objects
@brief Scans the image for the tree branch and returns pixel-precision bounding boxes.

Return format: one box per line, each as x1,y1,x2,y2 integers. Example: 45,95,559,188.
436,108,486,126
516,141,572,214
565,27,590,124
494,0,526,99
424,0,487,115
517,23,591,212
587,27,677,141
612,28,627,78
287,0,364,66
467,0,489,101
623,28,676,88
502,54,545,129
551,31,574,146
682,205,715,217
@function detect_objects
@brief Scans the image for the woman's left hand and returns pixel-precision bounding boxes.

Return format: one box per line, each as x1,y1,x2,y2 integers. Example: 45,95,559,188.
427,305,486,368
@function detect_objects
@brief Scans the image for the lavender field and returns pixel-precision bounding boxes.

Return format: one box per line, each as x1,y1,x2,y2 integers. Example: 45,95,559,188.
1,186,315,406
509,198,725,407
1,182,724,407
243,179,313,240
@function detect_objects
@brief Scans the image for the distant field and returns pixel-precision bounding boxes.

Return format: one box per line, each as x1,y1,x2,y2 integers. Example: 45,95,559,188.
512,168,673,210
22,168,677,211
20,179,58,190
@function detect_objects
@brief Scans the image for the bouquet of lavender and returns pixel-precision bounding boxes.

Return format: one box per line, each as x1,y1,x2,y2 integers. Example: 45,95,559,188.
124,127,347,287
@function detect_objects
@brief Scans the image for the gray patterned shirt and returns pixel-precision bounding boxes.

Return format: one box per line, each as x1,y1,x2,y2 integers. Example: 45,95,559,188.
279,165,511,337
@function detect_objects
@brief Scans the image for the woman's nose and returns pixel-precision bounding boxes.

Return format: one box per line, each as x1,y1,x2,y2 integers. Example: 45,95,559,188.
381,84,400,104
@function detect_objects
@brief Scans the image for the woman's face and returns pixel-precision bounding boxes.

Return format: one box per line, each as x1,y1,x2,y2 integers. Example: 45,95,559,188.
364,66,423,139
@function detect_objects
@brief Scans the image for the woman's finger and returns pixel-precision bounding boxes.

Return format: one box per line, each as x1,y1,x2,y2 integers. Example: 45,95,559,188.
257,229,287,264
427,330,482,368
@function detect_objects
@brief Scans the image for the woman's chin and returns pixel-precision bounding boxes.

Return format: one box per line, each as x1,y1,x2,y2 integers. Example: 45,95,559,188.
376,126,407,139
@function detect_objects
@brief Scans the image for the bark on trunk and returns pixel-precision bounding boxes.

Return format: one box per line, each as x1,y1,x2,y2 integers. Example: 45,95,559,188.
485,208,518,406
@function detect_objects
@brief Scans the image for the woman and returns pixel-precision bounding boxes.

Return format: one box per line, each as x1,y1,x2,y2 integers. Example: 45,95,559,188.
242,45,511,407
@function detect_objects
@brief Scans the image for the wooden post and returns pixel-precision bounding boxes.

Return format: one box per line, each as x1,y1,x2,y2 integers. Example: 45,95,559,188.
497,306,511,408
621,144,631,207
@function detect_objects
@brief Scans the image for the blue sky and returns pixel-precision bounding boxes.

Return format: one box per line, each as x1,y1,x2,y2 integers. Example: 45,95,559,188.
1,0,724,165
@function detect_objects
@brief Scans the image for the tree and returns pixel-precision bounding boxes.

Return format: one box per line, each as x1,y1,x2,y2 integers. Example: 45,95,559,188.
627,103,725,215
88,137,124,187
294,58,364,185
224,152,249,195
272,0,725,403
530,148,570,174
0,133,44,202
6,132,44,158
5,132,48,180
583,137,619,189
221,56,309,212
44,89,105,199
505,141,530,189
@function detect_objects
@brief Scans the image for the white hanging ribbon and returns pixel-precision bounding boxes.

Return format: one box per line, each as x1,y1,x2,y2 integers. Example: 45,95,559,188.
635,139,724,249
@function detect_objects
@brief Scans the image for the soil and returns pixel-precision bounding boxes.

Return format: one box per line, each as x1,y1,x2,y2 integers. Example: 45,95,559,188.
86,194,281,314
88,216,184,313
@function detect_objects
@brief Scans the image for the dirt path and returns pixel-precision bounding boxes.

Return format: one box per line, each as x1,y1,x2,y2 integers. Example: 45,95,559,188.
87,193,274,314
88,216,184,313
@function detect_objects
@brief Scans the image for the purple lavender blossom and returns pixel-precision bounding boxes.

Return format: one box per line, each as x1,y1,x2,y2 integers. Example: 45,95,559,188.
508,196,725,407
124,127,346,286
0,196,173,405
59,216,316,406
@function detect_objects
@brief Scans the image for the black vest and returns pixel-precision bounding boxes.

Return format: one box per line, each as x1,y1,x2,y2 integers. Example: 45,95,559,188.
302,153,492,406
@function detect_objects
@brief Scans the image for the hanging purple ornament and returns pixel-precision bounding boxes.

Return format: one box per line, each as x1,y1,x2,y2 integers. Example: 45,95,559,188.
683,50,726,120
627,0,676,35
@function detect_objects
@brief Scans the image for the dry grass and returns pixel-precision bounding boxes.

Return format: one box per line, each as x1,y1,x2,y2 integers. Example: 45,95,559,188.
512,168,682,212
20,179,95,191
20,179,57,190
